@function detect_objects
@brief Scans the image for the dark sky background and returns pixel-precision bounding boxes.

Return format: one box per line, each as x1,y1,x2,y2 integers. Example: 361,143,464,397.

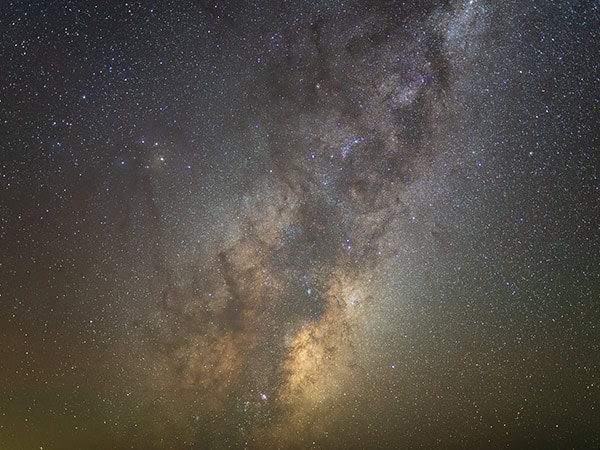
1,0,599,448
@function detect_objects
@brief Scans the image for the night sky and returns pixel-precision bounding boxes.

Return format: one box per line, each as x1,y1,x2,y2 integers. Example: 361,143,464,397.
1,1,599,448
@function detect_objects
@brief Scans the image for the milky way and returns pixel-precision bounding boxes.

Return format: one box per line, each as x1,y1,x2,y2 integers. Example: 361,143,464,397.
125,2,463,445
1,0,599,448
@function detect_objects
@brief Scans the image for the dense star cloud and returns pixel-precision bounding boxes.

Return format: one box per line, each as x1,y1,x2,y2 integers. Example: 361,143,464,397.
1,0,599,449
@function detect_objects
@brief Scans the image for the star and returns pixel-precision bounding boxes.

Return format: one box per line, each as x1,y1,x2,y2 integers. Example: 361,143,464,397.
1,0,598,448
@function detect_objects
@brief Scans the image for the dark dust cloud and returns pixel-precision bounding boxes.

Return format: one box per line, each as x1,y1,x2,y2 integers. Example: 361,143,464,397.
1,0,599,448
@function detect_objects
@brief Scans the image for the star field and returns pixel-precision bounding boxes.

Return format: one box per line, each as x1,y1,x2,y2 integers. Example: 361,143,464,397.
1,1,599,448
